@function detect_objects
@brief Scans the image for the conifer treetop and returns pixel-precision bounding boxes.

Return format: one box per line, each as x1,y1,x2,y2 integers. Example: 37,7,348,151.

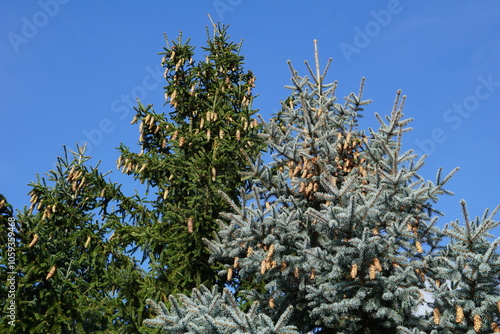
207,41,460,333
117,19,265,301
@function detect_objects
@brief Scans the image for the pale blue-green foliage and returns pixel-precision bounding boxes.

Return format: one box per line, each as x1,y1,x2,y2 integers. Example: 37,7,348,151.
145,45,500,333
428,201,500,334
397,327,434,334
206,47,460,333
144,285,298,334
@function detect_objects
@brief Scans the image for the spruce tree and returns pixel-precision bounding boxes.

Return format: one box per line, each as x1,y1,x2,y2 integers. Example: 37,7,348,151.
117,21,264,302
143,284,298,333
144,42,500,333
205,42,455,333
0,146,148,333
0,21,264,333
426,201,500,334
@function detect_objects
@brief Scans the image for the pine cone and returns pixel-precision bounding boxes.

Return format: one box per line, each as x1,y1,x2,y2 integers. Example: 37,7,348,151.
46,265,56,280
474,314,482,333
351,264,358,279
433,308,440,325
455,305,464,323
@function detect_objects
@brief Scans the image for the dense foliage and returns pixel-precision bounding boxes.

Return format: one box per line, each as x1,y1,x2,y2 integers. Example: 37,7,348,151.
146,42,500,333
0,22,264,333
117,22,264,300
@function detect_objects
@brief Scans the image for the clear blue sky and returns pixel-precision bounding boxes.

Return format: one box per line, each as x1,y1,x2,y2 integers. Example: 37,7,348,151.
1,1,499,232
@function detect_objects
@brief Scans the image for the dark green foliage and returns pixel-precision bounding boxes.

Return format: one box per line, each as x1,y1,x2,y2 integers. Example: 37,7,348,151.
116,22,264,301
0,22,264,333
0,146,148,333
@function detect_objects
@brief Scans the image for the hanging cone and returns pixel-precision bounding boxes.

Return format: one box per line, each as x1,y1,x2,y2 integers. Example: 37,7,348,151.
116,157,122,170
310,268,316,280
269,297,275,309
455,305,464,323
260,260,267,275
84,236,91,248
281,261,287,271
28,234,39,247
266,244,275,259
351,264,358,279
474,314,482,333
369,265,376,280
46,265,56,280
416,241,423,254
433,308,440,325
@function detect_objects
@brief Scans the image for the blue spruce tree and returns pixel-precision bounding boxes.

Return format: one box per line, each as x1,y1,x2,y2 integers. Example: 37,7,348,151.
144,285,297,333
144,41,499,334
206,41,459,333
425,200,500,334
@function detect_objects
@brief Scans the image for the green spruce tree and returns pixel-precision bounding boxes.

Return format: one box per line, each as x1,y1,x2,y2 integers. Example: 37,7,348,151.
0,146,148,333
117,21,264,303
0,21,265,334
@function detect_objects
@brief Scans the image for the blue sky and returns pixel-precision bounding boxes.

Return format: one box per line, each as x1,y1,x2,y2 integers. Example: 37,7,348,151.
1,1,499,232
